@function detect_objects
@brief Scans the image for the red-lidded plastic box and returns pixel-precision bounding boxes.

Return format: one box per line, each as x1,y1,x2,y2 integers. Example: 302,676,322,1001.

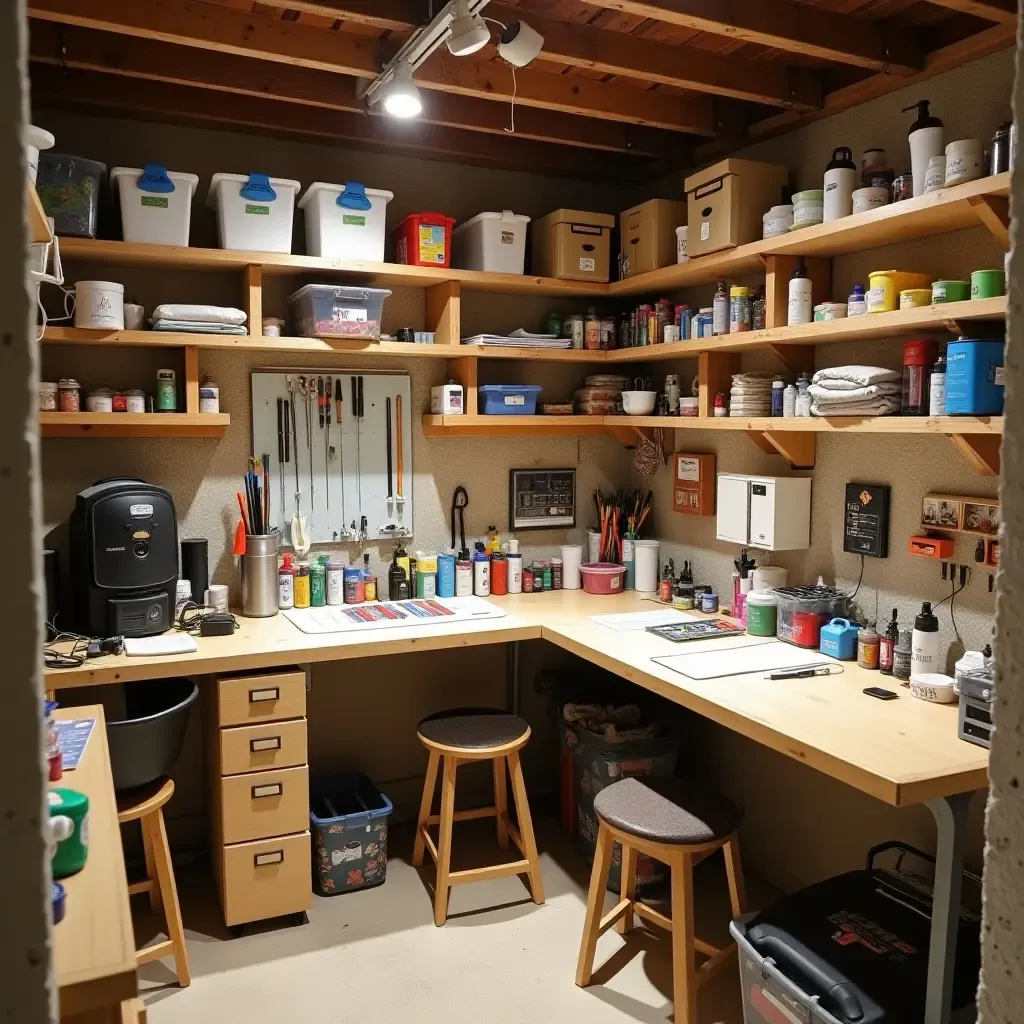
393,212,456,267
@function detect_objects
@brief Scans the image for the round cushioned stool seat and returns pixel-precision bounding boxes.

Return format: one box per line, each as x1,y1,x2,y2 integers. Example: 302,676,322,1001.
417,707,530,750
594,776,742,846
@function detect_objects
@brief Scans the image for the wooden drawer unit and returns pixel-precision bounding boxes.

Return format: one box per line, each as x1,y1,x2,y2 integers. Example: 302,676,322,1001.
218,832,311,927
217,669,306,727
219,765,309,844
219,719,307,776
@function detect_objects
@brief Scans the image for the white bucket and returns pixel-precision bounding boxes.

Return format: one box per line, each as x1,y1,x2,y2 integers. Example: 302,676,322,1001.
74,281,124,330
944,139,983,187
452,211,531,274
851,187,889,214
111,165,200,246
634,540,660,593
206,172,301,254
752,565,787,591
24,125,54,184
298,181,394,262
675,225,689,263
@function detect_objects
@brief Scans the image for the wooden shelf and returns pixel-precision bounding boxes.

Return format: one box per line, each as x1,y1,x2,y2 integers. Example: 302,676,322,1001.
40,411,230,438
422,414,607,437
27,181,52,244
612,415,1004,434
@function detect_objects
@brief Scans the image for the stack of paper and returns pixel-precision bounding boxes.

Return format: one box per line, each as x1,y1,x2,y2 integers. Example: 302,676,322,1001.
463,330,570,349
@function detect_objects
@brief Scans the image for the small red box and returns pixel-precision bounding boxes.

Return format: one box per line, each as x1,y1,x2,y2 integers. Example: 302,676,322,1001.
393,212,456,268
909,535,955,559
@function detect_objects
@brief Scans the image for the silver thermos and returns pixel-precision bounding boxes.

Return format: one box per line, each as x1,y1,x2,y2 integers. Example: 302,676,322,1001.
241,531,280,617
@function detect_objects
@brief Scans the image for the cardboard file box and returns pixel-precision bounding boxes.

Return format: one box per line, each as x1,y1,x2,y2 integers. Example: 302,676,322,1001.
619,199,687,278
532,208,615,283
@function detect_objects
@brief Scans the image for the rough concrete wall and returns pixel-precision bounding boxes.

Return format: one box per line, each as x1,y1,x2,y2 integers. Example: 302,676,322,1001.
978,22,1024,1023
0,1,54,1020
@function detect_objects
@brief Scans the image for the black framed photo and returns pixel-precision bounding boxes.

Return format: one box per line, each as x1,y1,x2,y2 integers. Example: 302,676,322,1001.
509,469,576,531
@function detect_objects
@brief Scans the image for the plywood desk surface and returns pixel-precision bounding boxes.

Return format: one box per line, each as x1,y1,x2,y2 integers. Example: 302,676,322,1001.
52,705,138,1018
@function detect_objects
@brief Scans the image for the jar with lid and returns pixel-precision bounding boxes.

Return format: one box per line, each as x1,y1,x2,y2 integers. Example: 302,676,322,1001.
125,389,146,413
156,368,177,411
58,378,81,412
729,286,751,333
584,307,601,350
751,287,766,331
599,316,616,351
563,313,584,350
902,340,936,415
86,388,114,413
857,623,881,669
39,381,58,411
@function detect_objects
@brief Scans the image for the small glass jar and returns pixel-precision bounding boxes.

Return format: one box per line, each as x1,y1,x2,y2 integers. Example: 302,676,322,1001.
551,558,563,590
729,286,751,333
86,388,114,413
39,381,58,411
58,378,81,412
125,389,146,413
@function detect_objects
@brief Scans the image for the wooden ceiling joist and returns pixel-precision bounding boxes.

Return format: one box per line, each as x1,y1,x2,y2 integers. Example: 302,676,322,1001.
26,0,717,135
580,0,923,74
278,0,425,32
28,22,686,158
916,0,1017,25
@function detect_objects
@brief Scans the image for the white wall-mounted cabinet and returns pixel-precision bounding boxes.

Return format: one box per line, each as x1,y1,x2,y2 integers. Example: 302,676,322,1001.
716,474,811,551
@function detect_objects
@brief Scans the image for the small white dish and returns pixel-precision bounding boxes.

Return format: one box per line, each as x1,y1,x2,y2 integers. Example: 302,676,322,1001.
621,390,657,415
910,673,957,704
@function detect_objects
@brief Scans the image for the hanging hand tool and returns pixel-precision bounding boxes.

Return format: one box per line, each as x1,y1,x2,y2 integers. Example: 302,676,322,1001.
318,375,325,429
324,375,331,515
385,396,394,521
287,378,308,554
277,397,286,530
351,375,363,526
395,394,406,529
262,452,270,536
451,486,469,559
360,514,367,542
334,376,350,540
304,376,315,517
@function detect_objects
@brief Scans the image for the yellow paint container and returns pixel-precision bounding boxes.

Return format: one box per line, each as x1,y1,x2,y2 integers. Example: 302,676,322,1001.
899,288,933,309
867,270,933,313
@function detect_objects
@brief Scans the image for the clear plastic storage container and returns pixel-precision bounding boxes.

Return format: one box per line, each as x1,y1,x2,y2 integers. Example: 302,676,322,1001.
36,153,107,238
111,164,200,246
206,172,301,253
298,181,394,262
772,585,847,648
452,211,531,274
287,284,391,339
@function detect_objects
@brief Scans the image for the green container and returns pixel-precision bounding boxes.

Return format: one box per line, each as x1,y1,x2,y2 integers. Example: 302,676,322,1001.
49,788,89,879
310,561,326,607
971,268,1005,299
156,368,176,411
745,591,778,637
932,280,970,304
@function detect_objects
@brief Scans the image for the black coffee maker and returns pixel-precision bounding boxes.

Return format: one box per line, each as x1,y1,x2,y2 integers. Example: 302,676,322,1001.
69,478,178,637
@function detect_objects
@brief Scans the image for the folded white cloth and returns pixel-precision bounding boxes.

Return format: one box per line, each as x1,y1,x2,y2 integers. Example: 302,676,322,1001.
151,319,248,335
812,365,901,387
808,382,901,404
150,303,247,325
811,397,901,417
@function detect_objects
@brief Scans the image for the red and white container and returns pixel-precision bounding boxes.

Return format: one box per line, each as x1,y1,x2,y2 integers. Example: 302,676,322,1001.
393,212,456,267
580,562,626,595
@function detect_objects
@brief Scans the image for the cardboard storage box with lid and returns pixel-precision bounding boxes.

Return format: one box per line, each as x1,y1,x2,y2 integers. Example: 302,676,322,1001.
619,199,687,279
684,159,789,259
531,208,615,283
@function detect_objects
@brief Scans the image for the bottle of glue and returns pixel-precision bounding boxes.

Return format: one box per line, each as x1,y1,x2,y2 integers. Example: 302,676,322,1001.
911,601,940,681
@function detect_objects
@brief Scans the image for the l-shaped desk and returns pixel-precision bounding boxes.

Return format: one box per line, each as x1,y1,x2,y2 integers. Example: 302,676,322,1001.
45,590,988,1024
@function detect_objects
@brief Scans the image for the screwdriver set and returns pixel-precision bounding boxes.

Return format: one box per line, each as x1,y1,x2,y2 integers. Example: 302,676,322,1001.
250,369,413,547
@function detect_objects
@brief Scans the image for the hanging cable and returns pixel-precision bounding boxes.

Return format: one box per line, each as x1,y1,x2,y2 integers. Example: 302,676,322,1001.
504,62,517,134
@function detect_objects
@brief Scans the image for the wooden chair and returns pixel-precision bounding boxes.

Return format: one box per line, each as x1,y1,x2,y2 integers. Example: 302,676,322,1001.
575,776,746,1024
117,777,191,987
412,708,545,926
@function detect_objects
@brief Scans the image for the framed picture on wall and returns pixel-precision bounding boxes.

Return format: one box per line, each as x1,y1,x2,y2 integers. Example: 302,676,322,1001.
922,496,962,529
963,501,1000,536
509,469,576,531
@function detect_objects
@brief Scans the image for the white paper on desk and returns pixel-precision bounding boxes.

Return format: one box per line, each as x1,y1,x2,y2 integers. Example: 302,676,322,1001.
283,596,506,635
652,640,831,680
590,609,698,632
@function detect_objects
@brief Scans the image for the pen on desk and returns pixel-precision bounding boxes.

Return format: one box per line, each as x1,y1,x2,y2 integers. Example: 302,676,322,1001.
767,667,835,680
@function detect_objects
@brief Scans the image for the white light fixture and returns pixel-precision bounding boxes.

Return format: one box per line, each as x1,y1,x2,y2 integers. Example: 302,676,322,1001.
382,63,423,119
447,0,490,56
497,20,543,67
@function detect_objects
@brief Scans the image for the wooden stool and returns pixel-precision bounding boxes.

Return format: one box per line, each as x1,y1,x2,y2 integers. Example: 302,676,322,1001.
117,777,191,987
575,776,745,1024
412,708,545,926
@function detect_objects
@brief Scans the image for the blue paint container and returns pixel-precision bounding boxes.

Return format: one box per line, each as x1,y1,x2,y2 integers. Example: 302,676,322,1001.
819,617,859,660
437,552,456,598
945,339,1005,415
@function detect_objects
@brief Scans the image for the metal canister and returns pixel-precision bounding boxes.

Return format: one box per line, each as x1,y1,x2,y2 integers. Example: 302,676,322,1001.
599,317,617,351
522,567,534,593
455,558,473,597
241,531,281,617
156,368,176,411
893,629,913,682
563,313,585,350
992,122,1014,174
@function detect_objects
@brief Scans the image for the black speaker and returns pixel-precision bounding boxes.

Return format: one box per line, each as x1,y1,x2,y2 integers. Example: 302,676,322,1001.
43,548,59,637
180,538,209,605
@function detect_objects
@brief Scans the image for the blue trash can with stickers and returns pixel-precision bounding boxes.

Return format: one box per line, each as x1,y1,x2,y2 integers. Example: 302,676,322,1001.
310,773,392,896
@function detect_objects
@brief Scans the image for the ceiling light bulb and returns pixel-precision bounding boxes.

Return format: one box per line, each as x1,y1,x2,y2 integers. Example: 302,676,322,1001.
447,0,490,56
382,63,422,118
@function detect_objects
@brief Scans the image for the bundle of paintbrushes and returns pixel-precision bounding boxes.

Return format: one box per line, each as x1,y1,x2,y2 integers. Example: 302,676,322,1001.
238,454,272,539
593,488,654,563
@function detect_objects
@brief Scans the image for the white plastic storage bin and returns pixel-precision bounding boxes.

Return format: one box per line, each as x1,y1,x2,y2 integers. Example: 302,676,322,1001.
111,164,200,246
206,172,301,254
298,181,394,262
452,211,531,274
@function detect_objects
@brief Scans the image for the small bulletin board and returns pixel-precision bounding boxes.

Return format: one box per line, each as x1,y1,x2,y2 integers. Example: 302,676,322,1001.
672,453,715,516
509,468,576,531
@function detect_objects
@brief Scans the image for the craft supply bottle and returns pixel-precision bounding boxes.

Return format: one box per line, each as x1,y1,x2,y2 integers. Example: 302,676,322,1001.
857,623,881,669
879,608,899,674
409,558,418,600
362,554,377,602
772,379,785,417
491,552,508,596
847,284,868,317
388,550,407,601
729,286,751,333
523,567,534,593
787,258,812,326
894,629,913,683
665,374,680,413
278,553,295,610
751,287,766,331
455,556,473,597
437,552,456,598
902,340,935,415
823,146,857,222
929,353,947,416
783,383,797,417
344,565,364,604
507,552,523,594
472,543,490,596
156,368,177,411
294,561,311,609
326,558,345,606
911,601,940,681
904,99,944,197
714,392,727,417
552,557,563,590
660,563,674,603
712,281,729,336
309,560,326,607
396,544,411,583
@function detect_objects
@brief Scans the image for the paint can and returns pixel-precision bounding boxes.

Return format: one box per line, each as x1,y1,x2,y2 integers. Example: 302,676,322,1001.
326,559,345,605
156,369,176,411
73,280,124,330
507,552,523,593
700,592,719,613
437,553,456,597
455,557,473,597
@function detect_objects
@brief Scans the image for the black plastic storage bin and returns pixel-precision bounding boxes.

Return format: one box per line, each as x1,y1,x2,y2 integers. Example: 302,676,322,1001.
105,677,198,792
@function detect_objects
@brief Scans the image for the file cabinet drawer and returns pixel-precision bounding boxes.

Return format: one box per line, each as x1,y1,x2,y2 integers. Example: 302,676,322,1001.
217,670,305,727
219,765,309,844
219,719,307,776
221,832,311,927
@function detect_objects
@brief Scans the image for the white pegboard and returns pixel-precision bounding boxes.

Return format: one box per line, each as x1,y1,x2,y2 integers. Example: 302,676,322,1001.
251,369,413,546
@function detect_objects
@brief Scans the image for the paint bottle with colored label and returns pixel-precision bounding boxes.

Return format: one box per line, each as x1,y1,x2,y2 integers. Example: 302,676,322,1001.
491,552,508,596
310,561,326,607
455,557,473,597
279,553,295,610
473,543,491,597
294,561,311,609
437,552,456,597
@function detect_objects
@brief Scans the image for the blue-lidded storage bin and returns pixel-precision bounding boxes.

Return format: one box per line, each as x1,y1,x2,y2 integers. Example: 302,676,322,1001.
945,339,1005,415
479,384,543,415
310,773,392,895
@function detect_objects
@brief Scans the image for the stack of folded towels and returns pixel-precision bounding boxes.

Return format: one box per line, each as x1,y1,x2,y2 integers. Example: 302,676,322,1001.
150,304,248,335
809,365,901,417
729,370,778,417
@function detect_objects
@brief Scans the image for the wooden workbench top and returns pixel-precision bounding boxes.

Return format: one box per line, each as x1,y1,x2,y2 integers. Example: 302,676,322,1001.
44,593,987,808
52,705,138,1018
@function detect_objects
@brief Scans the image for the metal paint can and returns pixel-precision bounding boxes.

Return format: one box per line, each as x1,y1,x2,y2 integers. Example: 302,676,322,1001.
700,592,719,613
343,566,364,604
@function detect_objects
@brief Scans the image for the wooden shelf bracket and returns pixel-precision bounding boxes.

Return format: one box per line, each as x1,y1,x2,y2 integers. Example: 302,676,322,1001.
968,195,1011,250
759,430,816,469
948,433,1001,476
769,343,815,377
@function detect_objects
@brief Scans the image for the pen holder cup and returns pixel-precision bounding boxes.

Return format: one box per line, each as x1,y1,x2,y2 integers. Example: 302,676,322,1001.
241,532,280,617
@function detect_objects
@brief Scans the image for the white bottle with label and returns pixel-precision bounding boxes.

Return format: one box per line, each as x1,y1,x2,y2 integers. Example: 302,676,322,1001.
929,355,946,416
904,99,944,198
787,258,813,326
911,601,940,682
823,147,857,222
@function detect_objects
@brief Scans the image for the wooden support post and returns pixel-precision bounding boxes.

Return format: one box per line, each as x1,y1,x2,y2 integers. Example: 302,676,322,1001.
426,281,461,346
762,430,816,469
446,356,478,414
244,264,263,337
184,347,200,415
698,351,739,418
769,343,815,377
968,195,1011,250
764,255,831,329
949,433,1001,476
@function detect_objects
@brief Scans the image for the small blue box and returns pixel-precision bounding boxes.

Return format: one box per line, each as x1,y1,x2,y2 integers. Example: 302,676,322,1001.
478,384,543,415
819,617,859,660
945,339,1005,415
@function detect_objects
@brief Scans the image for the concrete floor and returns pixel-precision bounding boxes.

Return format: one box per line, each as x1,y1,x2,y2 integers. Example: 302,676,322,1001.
136,818,770,1024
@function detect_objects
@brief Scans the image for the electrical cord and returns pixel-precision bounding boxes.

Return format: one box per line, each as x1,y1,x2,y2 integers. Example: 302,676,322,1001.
933,576,966,646
44,626,90,669
847,554,866,601
175,601,239,635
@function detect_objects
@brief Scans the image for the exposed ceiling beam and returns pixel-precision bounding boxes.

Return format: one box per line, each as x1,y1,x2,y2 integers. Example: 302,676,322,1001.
280,0,427,32
28,22,688,159
917,0,1016,25
579,0,922,74
29,65,654,181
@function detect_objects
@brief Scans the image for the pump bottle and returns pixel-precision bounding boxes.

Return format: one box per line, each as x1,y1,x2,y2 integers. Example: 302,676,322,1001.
903,100,944,198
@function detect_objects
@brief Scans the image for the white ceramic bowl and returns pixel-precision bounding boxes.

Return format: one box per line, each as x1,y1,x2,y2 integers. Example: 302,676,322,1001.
910,673,957,704
621,390,657,415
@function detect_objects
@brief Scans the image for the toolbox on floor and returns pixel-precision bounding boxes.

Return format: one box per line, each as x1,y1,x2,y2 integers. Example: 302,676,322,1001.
731,842,981,1024
310,773,392,895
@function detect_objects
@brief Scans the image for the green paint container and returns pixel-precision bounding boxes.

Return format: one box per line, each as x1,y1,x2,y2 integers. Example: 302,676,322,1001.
49,788,89,879
971,268,1005,299
745,591,778,637
932,280,970,304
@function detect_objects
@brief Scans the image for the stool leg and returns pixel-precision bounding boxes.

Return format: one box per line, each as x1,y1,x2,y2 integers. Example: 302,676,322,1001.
146,809,191,988
493,755,509,850
670,852,697,1024
575,822,614,988
434,755,457,927
507,749,545,905
617,843,637,935
723,835,746,917
141,820,163,915
412,749,440,867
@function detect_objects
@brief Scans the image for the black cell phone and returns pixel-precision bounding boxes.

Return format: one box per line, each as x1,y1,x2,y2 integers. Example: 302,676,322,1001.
863,686,899,700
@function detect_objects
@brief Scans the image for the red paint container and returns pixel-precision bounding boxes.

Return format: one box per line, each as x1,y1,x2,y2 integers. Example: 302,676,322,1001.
393,212,456,268
580,562,626,596
491,553,508,596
